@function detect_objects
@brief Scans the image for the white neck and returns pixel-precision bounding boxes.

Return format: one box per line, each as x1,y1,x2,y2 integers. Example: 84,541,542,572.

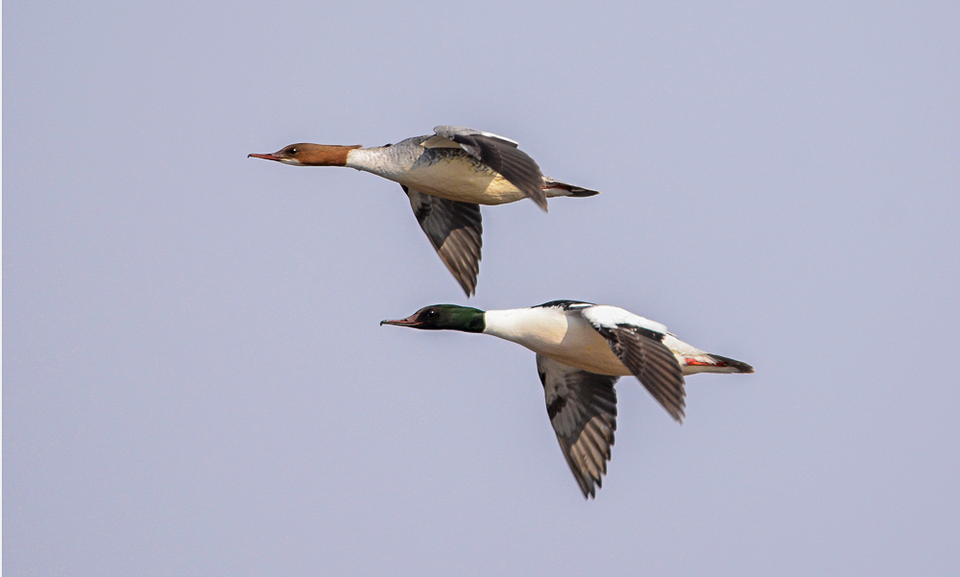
482,308,570,350
344,147,410,180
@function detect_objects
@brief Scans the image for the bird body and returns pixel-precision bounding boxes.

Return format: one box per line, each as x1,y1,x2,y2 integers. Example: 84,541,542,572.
345,136,531,206
382,300,754,498
250,126,599,296
483,302,749,380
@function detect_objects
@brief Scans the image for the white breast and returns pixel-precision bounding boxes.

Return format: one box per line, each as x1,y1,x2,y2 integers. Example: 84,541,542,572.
483,308,631,376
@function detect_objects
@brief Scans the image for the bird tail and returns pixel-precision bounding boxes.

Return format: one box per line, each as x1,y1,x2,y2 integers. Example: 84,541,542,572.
681,353,755,375
542,177,601,198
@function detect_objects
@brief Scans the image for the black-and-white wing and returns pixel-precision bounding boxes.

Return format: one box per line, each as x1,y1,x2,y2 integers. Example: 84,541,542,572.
432,126,547,211
536,354,619,499
582,306,686,422
403,185,483,297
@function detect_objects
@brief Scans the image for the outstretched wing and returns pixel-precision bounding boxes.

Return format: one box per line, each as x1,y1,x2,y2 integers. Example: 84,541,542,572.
403,185,483,297
581,305,686,422
536,354,619,499
431,126,547,211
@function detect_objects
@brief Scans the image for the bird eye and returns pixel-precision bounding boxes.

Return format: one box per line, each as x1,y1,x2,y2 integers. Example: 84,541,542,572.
424,309,438,318
289,148,298,155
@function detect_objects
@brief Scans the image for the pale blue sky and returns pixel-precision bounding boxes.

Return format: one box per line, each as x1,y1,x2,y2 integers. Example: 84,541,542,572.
5,1,960,575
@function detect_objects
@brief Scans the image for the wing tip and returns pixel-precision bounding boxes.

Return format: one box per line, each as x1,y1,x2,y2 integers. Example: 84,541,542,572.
572,467,601,499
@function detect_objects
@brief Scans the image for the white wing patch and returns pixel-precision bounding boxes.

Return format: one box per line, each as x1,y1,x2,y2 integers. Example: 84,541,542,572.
478,130,520,146
581,305,669,335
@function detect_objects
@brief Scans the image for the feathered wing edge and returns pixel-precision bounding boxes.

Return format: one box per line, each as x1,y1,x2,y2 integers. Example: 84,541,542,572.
585,318,687,422
404,186,483,297
537,355,619,499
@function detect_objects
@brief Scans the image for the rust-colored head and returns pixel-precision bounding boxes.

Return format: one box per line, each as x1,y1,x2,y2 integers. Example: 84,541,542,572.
248,143,362,166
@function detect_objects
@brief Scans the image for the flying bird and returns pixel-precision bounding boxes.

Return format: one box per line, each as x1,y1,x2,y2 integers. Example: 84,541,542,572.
249,126,599,296
381,300,754,498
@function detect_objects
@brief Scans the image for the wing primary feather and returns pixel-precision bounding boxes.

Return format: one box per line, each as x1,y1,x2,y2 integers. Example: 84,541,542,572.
587,320,687,422
537,355,619,499
403,186,483,296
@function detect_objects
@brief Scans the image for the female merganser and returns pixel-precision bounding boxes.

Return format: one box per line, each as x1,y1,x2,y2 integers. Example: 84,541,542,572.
249,126,599,296
381,300,754,498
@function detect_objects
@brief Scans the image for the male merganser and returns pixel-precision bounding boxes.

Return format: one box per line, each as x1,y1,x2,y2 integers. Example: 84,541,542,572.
381,300,754,499
249,126,599,296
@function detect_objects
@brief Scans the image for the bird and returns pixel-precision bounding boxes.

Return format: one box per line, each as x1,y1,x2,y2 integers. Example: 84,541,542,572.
249,126,599,296
381,300,754,499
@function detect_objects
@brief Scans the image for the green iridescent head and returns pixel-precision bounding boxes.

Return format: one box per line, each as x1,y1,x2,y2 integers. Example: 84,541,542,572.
381,304,485,333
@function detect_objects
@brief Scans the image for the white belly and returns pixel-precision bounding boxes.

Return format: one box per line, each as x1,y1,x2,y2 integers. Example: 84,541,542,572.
398,157,528,205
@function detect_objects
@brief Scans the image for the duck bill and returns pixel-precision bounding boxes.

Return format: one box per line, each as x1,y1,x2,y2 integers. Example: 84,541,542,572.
247,152,283,161
380,314,421,328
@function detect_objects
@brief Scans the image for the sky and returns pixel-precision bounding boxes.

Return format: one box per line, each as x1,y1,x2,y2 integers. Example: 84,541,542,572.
4,1,960,575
